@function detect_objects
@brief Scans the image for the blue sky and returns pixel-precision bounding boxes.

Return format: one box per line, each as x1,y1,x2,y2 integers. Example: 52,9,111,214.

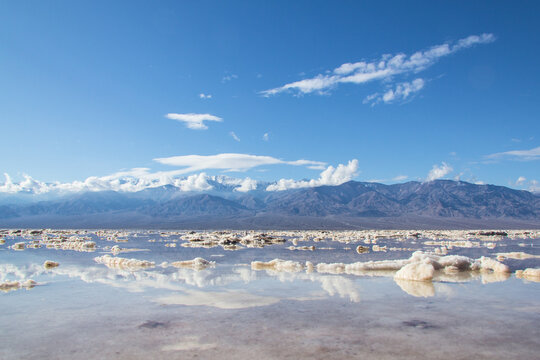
1,1,539,194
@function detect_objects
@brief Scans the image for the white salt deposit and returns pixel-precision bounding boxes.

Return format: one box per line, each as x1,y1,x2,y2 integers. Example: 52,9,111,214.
43,260,59,269
356,245,369,254
287,246,315,251
12,242,25,250
394,261,435,282
496,252,540,261
0,279,37,292
515,268,540,282
479,256,510,273
170,258,215,270
251,259,305,272
316,251,510,279
94,255,155,270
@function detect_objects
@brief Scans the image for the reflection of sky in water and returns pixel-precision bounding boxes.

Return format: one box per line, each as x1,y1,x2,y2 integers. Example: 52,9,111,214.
1,230,539,359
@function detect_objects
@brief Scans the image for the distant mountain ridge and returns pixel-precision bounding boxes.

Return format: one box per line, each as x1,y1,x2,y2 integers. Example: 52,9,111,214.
1,180,539,229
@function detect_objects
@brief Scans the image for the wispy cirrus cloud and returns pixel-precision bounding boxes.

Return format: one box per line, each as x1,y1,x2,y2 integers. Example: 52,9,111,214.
485,146,540,161
392,175,408,182
364,78,425,105
153,153,326,174
222,74,238,83
261,33,495,97
166,113,222,130
230,131,241,142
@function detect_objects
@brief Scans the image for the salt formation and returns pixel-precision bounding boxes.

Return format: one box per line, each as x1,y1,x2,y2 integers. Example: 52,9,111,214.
287,245,315,251
496,252,540,261
251,259,305,272
11,242,25,250
356,245,369,254
515,268,540,282
170,258,215,270
372,245,387,252
109,245,145,254
43,260,59,269
316,251,509,281
94,255,155,270
0,279,37,292
394,262,435,282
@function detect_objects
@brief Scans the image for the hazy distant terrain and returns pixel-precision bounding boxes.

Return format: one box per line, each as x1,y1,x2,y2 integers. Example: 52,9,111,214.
1,180,539,229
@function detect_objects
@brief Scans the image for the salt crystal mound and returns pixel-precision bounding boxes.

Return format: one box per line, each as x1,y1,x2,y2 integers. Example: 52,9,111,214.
109,245,147,254
11,242,25,250
316,251,510,281
515,268,540,282
0,279,37,293
496,252,540,261
251,259,305,273
170,258,216,271
43,260,59,269
94,255,155,270
394,262,435,282
287,246,315,251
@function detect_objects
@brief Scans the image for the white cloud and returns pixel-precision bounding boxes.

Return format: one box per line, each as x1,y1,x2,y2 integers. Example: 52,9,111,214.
222,74,238,83
166,113,222,130
262,133,269,142
485,146,540,161
515,176,527,186
1,154,332,195
175,173,213,192
0,171,261,194
154,153,326,174
529,180,540,193
261,33,495,96
199,93,212,99
392,175,408,182
364,78,425,105
230,131,241,142
425,162,453,182
266,159,359,191
0,173,49,194
218,176,258,193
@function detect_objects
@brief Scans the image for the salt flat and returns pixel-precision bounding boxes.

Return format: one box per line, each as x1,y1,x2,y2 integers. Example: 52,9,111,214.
1,229,539,359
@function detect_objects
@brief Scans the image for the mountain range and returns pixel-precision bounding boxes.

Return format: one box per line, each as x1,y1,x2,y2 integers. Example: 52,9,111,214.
1,180,539,229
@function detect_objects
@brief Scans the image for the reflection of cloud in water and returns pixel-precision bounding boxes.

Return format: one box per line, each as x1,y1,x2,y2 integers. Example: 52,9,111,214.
0,259,516,304
156,289,280,309
318,276,361,302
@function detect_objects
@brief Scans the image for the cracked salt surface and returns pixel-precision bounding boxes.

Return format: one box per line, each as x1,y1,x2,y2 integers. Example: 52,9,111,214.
1,228,539,359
